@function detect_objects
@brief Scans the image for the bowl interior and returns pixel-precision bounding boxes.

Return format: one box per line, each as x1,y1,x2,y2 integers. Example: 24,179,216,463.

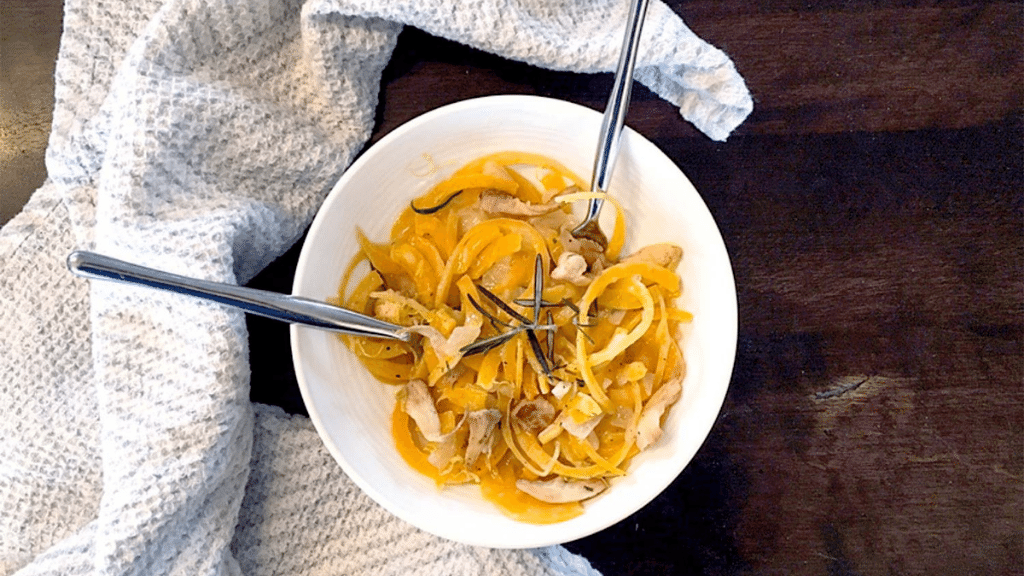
291,95,736,548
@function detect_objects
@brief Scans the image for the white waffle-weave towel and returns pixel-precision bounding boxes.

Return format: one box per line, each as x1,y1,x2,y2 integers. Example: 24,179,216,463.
0,0,750,574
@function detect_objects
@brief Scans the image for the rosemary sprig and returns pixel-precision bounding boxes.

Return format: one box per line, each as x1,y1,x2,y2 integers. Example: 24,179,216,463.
459,254,593,380
460,256,549,370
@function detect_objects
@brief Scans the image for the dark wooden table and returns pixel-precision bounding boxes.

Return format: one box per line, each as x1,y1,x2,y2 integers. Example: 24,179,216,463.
5,1,1022,574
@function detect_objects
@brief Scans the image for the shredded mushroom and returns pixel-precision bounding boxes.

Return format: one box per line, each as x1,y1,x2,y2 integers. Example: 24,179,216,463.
515,477,608,503
622,243,683,270
512,398,556,434
403,379,443,442
561,412,603,440
405,379,470,470
403,322,482,373
465,409,502,466
635,377,683,450
550,251,590,286
558,226,606,268
428,431,462,470
479,190,561,217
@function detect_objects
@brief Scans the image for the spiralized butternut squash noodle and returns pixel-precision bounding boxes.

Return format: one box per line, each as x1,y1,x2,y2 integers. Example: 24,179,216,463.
337,152,691,524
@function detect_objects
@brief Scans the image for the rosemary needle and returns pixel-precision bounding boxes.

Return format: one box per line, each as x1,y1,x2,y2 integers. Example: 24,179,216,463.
468,294,514,329
477,285,532,325
546,311,555,366
409,190,463,214
460,327,522,356
526,329,552,377
532,254,543,325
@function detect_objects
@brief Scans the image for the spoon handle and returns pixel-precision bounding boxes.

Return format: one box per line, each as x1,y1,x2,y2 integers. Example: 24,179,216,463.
67,250,409,341
587,0,650,226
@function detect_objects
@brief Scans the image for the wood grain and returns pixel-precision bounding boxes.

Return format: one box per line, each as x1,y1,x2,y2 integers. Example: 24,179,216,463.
685,2,1023,134
3,0,1021,573
0,0,64,224
373,2,1022,140
251,118,1024,575
255,6,1024,573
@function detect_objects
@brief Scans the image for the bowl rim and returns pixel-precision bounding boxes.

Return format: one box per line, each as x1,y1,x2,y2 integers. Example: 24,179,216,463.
291,94,737,548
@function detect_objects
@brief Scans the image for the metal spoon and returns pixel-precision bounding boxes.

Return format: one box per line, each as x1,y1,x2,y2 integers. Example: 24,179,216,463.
571,0,650,249
67,250,410,341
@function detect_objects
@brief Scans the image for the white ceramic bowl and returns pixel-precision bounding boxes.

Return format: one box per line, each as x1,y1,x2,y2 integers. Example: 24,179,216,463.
291,95,736,548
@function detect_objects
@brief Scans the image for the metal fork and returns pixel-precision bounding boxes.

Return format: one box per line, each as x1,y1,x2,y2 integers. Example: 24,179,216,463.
67,250,410,341
571,0,650,249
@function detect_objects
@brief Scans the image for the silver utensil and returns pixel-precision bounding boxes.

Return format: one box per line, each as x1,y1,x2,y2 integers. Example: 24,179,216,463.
571,0,650,249
67,250,410,341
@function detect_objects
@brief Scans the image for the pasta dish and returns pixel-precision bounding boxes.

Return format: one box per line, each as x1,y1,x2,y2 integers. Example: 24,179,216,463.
337,152,690,523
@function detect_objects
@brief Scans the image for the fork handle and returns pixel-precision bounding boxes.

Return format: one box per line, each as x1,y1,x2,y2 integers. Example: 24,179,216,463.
584,0,650,224
67,250,409,340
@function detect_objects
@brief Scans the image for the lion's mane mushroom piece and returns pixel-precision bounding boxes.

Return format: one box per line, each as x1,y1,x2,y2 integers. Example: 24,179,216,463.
465,409,501,466
512,398,556,434
635,377,683,450
622,243,683,270
515,477,608,503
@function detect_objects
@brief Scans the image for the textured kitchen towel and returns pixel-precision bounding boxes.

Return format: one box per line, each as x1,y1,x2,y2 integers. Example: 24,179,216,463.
0,0,750,574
